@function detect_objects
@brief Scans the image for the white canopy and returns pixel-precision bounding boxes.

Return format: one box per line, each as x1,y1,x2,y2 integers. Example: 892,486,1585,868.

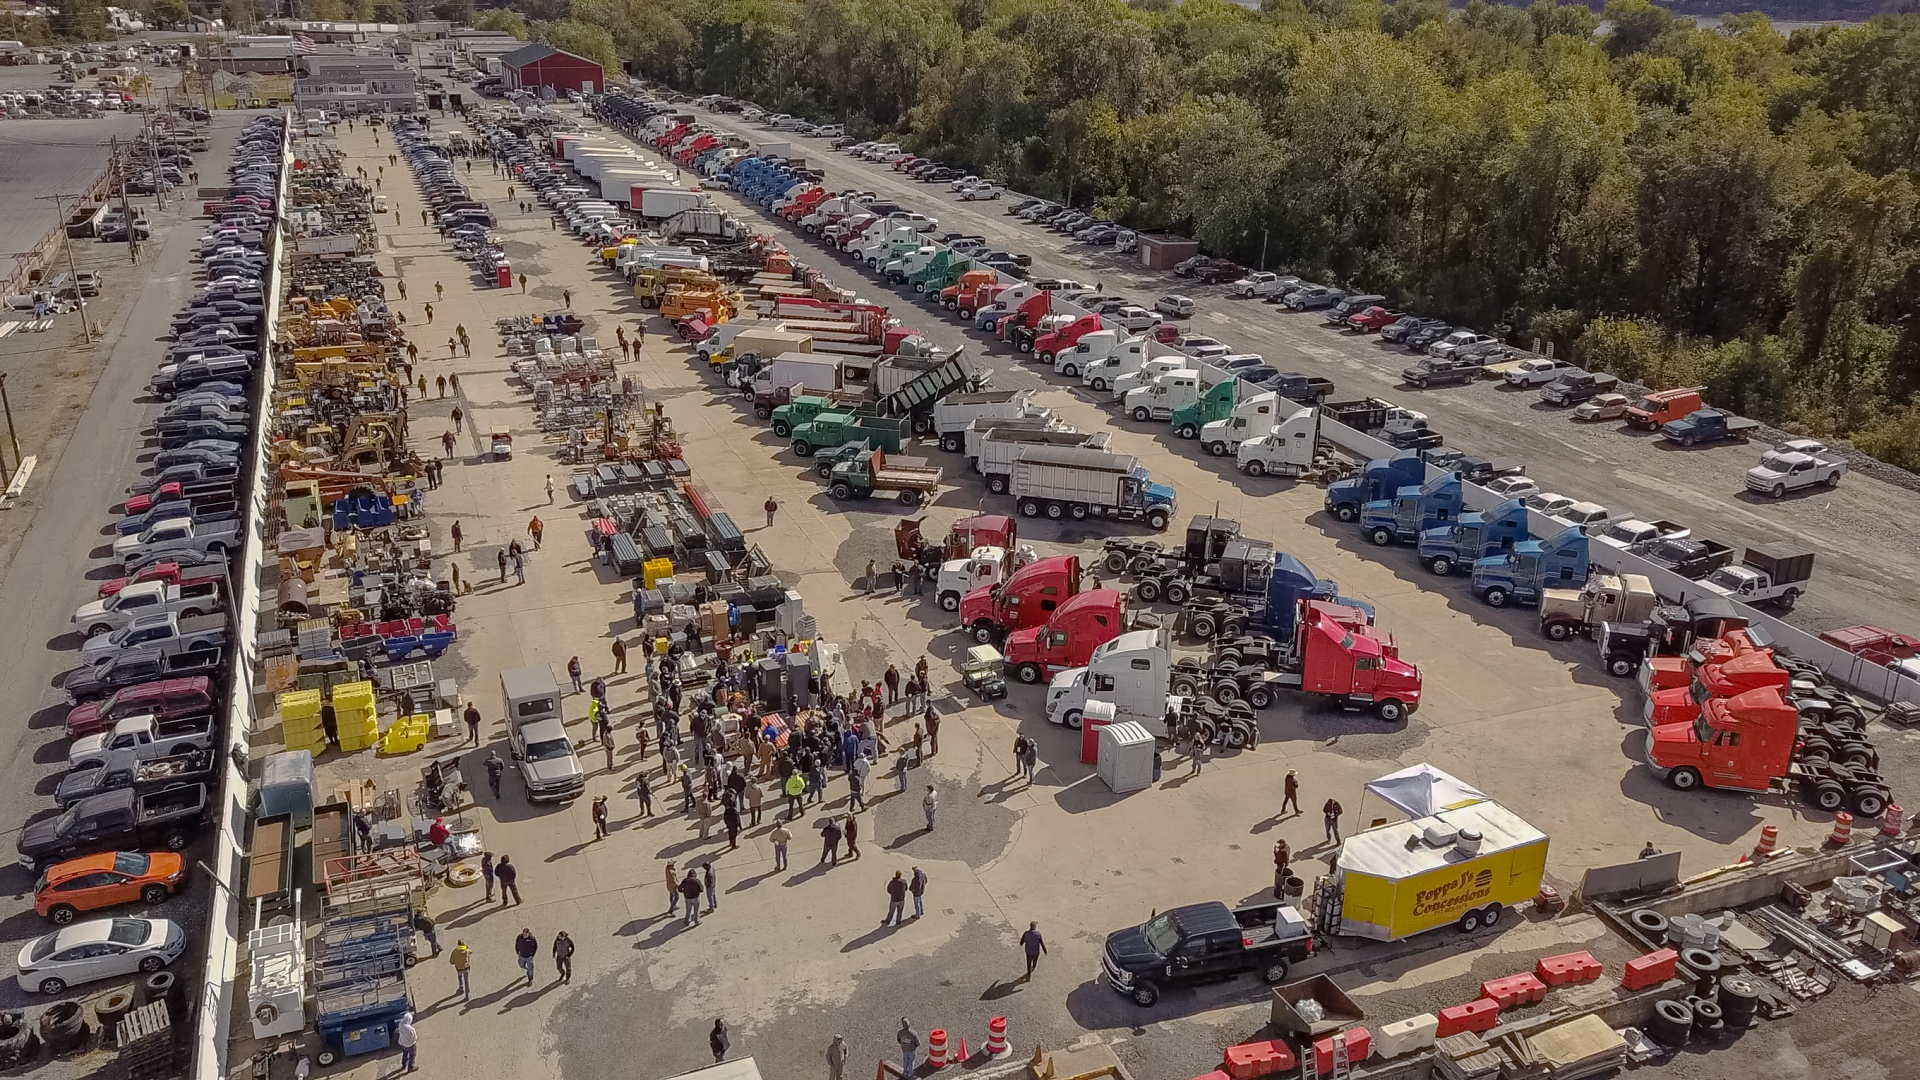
1364,764,1487,818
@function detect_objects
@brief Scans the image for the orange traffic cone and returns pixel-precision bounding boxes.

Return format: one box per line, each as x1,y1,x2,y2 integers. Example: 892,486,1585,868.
956,1037,969,1063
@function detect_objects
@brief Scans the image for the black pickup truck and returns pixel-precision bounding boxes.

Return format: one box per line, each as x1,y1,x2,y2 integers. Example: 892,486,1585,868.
1261,372,1337,405
17,783,210,871
1100,900,1314,1006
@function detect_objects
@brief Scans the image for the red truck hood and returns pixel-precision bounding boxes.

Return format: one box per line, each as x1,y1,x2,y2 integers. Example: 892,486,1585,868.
1004,625,1043,660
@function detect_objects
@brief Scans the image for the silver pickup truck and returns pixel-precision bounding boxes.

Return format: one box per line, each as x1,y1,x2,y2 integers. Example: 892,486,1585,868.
113,516,243,566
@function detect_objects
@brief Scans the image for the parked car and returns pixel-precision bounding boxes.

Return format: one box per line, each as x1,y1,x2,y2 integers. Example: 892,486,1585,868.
15,917,187,994
34,851,187,924
1572,393,1631,422
1155,295,1195,318
1482,475,1539,499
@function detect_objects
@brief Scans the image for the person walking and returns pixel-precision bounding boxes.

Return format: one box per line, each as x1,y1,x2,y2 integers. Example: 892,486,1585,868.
827,1035,849,1080
843,813,860,859
1189,733,1209,775
396,1011,418,1072
436,374,447,398
435,281,445,301
464,701,482,744
545,474,555,504
514,928,538,985
1021,740,1039,785
679,869,704,926
896,1019,920,1077
1020,922,1048,979
883,871,908,925
448,940,472,1001
910,866,927,919
568,656,584,693
1282,769,1300,816
519,272,528,294
821,817,843,866
480,853,496,901
451,403,463,428
703,862,718,913
770,821,792,870
398,280,408,300
665,861,681,916
530,516,545,550
1323,797,1343,845
563,288,573,308
785,771,806,819
680,764,699,815
864,559,876,596
923,784,938,831
485,751,505,798
553,930,575,983
636,770,655,816
592,795,610,839
1273,839,1292,899
424,302,434,324
512,549,526,586
764,496,778,528
746,778,765,825
846,766,865,812
497,854,521,905
711,1019,730,1063
723,800,742,849
441,429,456,457
612,637,628,674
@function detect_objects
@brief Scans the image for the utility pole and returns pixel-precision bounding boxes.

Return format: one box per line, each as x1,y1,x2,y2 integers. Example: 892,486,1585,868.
1260,228,1269,272
0,371,19,472
34,194,94,343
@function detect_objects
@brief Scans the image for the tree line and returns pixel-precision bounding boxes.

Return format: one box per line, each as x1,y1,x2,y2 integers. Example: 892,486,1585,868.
553,0,1920,468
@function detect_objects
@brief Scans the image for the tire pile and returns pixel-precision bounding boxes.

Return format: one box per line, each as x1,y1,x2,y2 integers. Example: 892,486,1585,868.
0,1011,39,1068
1645,975,1760,1047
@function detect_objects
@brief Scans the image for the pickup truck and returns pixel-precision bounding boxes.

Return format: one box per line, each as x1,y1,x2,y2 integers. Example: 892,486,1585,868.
16,784,210,872
116,498,240,537
128,461,240,498
1591,518,1688,550
122,478,238,517
157,401,249,425
154,420,248,451
64,676,217,740
1100,900,1315,1007
151,355,252,397
1422,450,1524,483
1661,408,1759,446
1260,373,1336,404
113,518,243,566
1745,447,1845,497
1699,546,1816,610
79,612,228,667
55,747,218,809
1629,536,1735,580
68,713,218,771
1539,372,1620,407
1402,357,1484,388
62,647,224,705
73,580,224,637
1503,358,1579,387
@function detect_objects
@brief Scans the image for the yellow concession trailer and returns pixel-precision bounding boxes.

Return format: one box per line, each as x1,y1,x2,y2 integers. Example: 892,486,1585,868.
1331,799,1548,942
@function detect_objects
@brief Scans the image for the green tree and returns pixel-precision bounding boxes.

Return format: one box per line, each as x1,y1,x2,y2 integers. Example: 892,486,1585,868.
476,8,530,38
536,18,620,74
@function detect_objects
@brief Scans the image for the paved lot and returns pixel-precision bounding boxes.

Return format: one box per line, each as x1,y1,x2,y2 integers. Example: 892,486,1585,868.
0,110,146,264
0,110,249,1062
678,110,1920,642
265,109,1920,1080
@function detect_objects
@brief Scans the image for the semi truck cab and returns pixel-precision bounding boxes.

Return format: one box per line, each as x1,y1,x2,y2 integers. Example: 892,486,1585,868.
1004,590,1124,684
958,555,1081,643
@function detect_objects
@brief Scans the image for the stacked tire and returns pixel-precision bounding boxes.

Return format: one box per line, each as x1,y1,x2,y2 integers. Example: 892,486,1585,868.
1716,975,1761,1030
0,1012,38,1068
1647,998,1693,1047
144,971,186,1025
95,989,136,1031
38,1001,87,1055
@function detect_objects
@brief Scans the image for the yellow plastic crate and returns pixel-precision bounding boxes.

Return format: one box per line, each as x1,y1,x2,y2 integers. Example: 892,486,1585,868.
380,715,430,755
278,688,323,721
643,557,674,588
285,732,327,754
283,711,324,736
334,705,376,725
331,680,376,711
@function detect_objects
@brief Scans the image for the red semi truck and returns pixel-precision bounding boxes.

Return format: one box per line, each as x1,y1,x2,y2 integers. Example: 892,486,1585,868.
959,555,1082,644
1645,648,1789,726
1647,686,1891,816
1004,589,1124,684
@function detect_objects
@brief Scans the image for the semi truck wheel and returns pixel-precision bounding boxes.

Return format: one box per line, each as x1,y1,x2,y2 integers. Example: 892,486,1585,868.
1854,788,1887,817
1044,501,1064,519
1103,551,1130,573
1425,555,1453,576
1091,377,1107,391
1147,510,1169,530
1206,441,1227,456
1175,423,1197,439
1368,527,1393,546
939,592,960,612
1135,579,1162,603
1069,503,1089,520
972,623,997,644
1131,406,1151,422
1374,699,1406,723
830,482,852,500
1165,582,1190,605
1014,663,1042,684
1211,680,1239,703
1246,685,1275,709
1061,709,1083,729
1666,766,1702,791
1606,654,1636,677
1244,460,1265,476
1481,586,1510,607
1062,363,1078,378
1811,783,1846,811
987,475,1009,494
1333,503,1357,522
1018,499,1041,517
1543,620,1574,641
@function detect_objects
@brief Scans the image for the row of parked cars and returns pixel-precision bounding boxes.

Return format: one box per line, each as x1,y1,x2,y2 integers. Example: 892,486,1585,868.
9,115,284,1005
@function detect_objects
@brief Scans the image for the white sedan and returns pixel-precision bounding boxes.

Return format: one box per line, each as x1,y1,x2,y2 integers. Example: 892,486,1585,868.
16,917,185,995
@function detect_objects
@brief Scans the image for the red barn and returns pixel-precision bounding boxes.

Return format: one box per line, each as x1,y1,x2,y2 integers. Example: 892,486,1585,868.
500,44,604,95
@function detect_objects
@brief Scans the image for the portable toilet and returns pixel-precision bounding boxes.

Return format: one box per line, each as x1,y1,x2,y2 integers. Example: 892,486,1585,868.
1097,721,1155,793
258,750,316,828
1079,699,1116,763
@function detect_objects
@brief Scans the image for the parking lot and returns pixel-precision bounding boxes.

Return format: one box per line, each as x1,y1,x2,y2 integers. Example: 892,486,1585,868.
663,103,1920,644
288,99,1920,1080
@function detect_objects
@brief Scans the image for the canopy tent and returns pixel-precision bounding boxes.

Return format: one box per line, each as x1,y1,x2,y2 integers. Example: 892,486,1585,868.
1363,764,1487,818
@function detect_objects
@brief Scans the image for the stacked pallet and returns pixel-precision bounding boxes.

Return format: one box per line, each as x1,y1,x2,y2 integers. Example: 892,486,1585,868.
115,1002,174,1080
333,680,379,751
279,688,327,756
1433,1032,1500,1080
1523,1016,1628,1079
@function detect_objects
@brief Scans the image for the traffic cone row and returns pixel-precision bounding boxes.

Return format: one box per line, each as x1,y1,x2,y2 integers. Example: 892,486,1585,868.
986,1016,1010,1058
1827,811,1854,847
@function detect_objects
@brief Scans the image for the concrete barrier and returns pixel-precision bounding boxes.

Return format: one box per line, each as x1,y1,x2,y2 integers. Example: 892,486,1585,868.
187,112,293,1080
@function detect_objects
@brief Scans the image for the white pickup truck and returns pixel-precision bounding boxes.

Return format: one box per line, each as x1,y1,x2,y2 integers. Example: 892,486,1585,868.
1745,440,1846,497
72,579,224,638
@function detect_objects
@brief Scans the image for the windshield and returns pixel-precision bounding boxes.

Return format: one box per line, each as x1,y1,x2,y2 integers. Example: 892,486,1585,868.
53,805,79,836
1755,453,1789,472
1141,912,1180,955
28,934,60,963
1693,716,1715,744
1704,567,1741,590
524,737,574,763
1690,677,1712,705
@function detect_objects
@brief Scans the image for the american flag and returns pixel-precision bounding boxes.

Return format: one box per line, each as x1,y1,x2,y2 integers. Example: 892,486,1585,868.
293,34,318,55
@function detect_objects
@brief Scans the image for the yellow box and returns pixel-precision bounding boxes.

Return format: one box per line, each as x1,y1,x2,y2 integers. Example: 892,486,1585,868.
279,688,323,721
643,557,674,588
331,680,376,711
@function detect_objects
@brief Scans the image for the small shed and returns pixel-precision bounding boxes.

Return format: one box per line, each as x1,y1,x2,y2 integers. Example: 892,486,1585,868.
1137,233,1199,272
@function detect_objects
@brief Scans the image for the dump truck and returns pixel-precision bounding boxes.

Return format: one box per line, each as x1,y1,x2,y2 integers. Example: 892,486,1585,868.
826,448,942,506
1006,444,1177,530
790,411,909,459
976,429,1107,492
931,389,1037,453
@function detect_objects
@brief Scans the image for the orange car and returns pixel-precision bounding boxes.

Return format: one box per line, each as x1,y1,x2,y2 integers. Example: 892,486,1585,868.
34,851,186,925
